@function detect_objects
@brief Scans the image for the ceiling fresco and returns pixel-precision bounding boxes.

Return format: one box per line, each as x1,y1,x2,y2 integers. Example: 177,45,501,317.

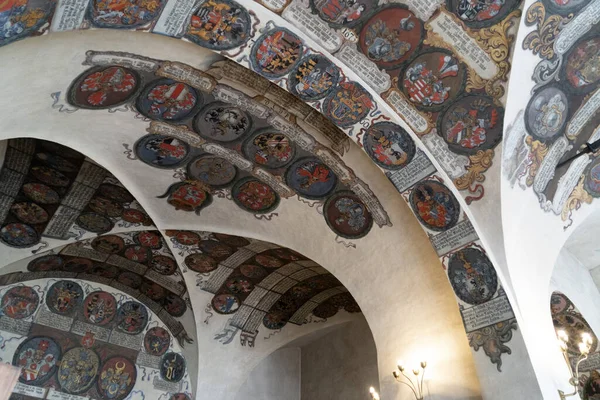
503,0,600,229
550,291,600,400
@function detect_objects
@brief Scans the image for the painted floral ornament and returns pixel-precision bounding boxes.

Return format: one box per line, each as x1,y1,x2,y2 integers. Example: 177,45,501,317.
158,180,213,214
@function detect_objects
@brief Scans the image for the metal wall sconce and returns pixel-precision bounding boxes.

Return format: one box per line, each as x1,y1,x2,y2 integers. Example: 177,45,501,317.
556,329,593,399
393,360,427,400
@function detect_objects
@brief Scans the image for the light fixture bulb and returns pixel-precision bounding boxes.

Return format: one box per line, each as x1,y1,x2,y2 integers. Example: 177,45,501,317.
579,341,590,356
559,339,568,352
393,370,399,379
397,360,404,372
582,332,593,345
420,361,427,369
413,368,420,376
557,330,568,342
370,387,375,394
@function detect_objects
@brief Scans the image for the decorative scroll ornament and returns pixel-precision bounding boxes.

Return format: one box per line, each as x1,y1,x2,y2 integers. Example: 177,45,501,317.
524,136,550,187
523,2,573,61
468,318,518,371
453,149,495,191
561,174,593,224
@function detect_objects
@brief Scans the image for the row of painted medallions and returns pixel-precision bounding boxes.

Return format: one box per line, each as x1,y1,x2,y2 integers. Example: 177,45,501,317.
505,4,600,224
0,281,190,400
0,139,153,249
26,231,189,319
550,292,600,400
65,61,380,239
167,230,361,336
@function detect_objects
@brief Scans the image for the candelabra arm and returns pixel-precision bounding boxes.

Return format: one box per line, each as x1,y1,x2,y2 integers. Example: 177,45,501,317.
394,376,420,400
419,368,425,399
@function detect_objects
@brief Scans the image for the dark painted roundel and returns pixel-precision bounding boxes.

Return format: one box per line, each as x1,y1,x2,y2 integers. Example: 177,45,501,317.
199,240,235,259
68,66,141,109
309,0,375,28
144,327,171,356
63,257,93,273
363,121,416,170
212,293,240,314
175,231,201,246
185,253,218,273
12,336,61,386
263,311,287,330
28,254,64,272
116,301,149,335
58,347,100,394
76,212,114,234
136,79,202,122
312,302,338,319
193,102,253,142
285,157,338,199
240,264,268,279
164,294,188,317
91,264,119,279
170,394,192,400
288,55,341,102
141,281,167,301
88,0,167,29
98,183,134,203
10,202,49,225
447,248,498,305
97,356,137,400
117,271,143,289
213,233,251,248
92,235,126,254
550,292,572,315
135,231,163,250
122,209,149,224
250,28,304,78
1,286,39,319
243,130,296,170
358,5,424,70
150,255,178,276
541,0,591,15
88,197,124,217
0,223,39,248
187,155,237,188
323,191,373,239
135,134,191,169
438,94,504,155
35,152,78,173
561,35,600,95
254,254,284,269
524,85,569,142
46,280,84,316
584,157,600,197
123,245,152,264
232,178,280,214
160,352,186,383
82,291,117,326
446,0,523,29
323,82,374,128
409,180,460,232
22,183,60,205
225,277,254,294
270,248,304,261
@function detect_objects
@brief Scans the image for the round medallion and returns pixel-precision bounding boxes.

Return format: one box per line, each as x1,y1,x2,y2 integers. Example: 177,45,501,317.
232,178,280,213
144,327,171,356
31,166,70,187
13,337,61,386
1,286,39,319
193,103,252,142
212,293,240,314
187,155,237,188
185,253,218,273
135,134,190,169
22,183,60,204
313,302,338,319
91,264,119,279
550,292,572,315
309,0,375,28
58,347,100,394
10,202,49,225
76,212,114,234
288,55,340,101
136,79,202,122
244,130,296,169
0,223,39,248
359,6,423,69
213,233,250,247
255,254,284,269
250,28,304,78
323,81,374,127
117,301,149,335
448,248,498,305
363,121,416,170
82,291,117,326
135,231,163,250
98,183,134,203
199,240,234,259
140,281,167,301
240,264,267,279
150,255,178,275
68,66,140,109
225,277,254,294
271,248,303,261
401,49,466,111
89,0,166,28
46,280,83,316
263,311,287,330
35,152,78,173
122,209,149,224
409,180,460,231
97,356,137,400
160,353,186,383
446,0,522,29
0,0,54,46
184,0,252,50
39,141,82,159
165,182,211,213
63,257,93,273
525,85,569,142
174,231,201,246
542,0,591,15
562,35,600,94
324,191,373,239
92,235,126,254
170,394,191,400
584,156,600,197
28,254,64,272
285,157,338,199
88,197,124,217
438,95,504,155
123,245,152,264
117,271,143,289
164,294,187,317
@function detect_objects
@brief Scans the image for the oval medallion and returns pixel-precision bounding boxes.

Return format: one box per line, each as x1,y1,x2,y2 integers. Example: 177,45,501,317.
363,121,416,170
244,130,296,169
160,353,186,383
212,293,240,314
584,157,600,197
250,28,304,78
0,0,54,46
122,209,149,224
288,55,340,101
448,248,498,305
199,240,234,259
446,0,522,29
76,212,114,234
1,286,39,319
225,277,254,294
123,245,152,264
213,233,250,247
140,281,166,301
164,294,187,317
193,103,252,142
0,223,39,248
31,166,70,187
174,231,201,246
285,157,338,199
35,152,78,173
263,311,287,330
240,264,268,279
525,86,569,142
150,255,178,275
89,0,166,29
46,280,83,316
309,0,375,28
185,0,251,50
117,271,143,289
10,202,49,225
63,257,93,273
187,155,237,188
28,255,64,272
98,183,134,203
97,356,136,400
541,0,591,15
144,327,170,356
135,231,163,250
409,180,460,231
88,197,124,217
313,302,338,319
13,337,61,386
136,79,202,122
117,301,149,335
91,264,119,279
58,347,100,394
562,35,600,94
92,235,126,254
254,253,284,269
550,292,572,315
232,178,280,213
82,291,117,326
324,191,373,239
135,134,190,169
68,66,140,109
22,183,60,205
323,81,373,127
185,253,218,273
